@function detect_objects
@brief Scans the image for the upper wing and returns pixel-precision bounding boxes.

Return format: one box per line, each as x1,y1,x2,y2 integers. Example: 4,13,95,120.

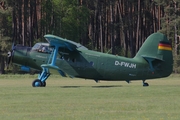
44,34,88,51
43,34,88,77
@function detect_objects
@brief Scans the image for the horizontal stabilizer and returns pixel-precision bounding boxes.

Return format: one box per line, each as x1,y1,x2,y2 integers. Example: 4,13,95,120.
142,56,163,72
141,55,164,62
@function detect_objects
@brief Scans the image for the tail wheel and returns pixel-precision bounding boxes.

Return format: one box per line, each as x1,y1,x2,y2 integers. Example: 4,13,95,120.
32,79,42,87
143,82,149,87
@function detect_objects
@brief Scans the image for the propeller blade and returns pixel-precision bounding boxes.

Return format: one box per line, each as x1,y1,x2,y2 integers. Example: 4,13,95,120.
12,42,15,50
7,42,15,69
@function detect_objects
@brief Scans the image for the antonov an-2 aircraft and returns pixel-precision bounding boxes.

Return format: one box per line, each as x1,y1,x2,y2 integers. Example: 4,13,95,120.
8,32,173,87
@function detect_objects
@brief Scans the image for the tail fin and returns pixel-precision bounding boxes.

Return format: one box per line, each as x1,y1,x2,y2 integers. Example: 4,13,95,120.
134,32,173,77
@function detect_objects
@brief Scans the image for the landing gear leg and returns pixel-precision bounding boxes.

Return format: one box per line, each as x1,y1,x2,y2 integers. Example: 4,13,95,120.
94,79,99,83
32,67,50,87
142,80,149,87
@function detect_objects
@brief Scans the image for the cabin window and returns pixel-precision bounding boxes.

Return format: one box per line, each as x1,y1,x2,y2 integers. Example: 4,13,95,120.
39,46,47,52
32,43,41,50
90,61,94,66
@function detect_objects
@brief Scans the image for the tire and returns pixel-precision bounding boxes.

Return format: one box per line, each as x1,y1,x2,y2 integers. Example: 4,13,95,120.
41,81,46,87
32,79,42,87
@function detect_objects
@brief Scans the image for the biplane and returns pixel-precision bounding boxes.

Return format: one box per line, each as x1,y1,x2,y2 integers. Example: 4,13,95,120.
8,32,173,87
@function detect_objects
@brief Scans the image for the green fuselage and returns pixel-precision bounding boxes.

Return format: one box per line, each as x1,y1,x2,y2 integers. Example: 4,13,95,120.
13,47,168,81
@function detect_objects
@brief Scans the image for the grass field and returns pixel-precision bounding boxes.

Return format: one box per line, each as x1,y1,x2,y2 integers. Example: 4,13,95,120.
0,74,180,120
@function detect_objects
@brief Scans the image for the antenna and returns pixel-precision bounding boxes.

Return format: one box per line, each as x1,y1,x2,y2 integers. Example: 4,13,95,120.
106,48,112,54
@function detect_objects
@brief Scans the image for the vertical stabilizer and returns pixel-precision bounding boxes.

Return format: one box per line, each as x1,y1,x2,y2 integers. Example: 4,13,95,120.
135,32,173,76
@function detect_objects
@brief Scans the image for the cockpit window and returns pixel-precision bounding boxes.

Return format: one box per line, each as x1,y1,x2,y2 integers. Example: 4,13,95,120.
32,43,52,53
32,43,41,50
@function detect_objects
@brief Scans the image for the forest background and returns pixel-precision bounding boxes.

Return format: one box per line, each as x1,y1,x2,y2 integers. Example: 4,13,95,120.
0,0,180,74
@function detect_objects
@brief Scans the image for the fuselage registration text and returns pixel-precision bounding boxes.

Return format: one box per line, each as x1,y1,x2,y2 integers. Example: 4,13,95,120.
115,61,136,69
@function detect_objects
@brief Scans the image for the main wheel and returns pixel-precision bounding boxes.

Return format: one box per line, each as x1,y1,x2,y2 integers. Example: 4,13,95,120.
32,79,42,87
41,81,46,87
143,82,149,87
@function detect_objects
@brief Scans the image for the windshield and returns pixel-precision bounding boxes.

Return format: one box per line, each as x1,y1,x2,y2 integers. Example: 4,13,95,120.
32,43,52,53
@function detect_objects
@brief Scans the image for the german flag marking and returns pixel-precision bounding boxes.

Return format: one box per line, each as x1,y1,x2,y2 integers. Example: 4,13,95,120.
158,42,172,51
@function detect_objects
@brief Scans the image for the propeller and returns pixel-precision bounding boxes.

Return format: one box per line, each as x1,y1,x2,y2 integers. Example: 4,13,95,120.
7,42,15,69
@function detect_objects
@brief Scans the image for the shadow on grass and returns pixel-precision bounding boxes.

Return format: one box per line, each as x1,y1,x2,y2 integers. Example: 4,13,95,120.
61,86,81,88
92,85,123,88
60,85,123,88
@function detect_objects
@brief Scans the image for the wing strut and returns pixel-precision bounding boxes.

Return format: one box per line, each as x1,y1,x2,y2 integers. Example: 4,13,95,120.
32,44,61,87
49,45,58,66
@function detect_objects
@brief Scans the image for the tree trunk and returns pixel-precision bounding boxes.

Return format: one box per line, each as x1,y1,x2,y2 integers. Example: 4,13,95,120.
136,0,140,53
110,1,114,54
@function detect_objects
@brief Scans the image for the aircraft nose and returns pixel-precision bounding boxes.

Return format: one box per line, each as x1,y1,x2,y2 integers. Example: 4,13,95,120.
7,51,12,68
12,45,31,66
7,43,16,68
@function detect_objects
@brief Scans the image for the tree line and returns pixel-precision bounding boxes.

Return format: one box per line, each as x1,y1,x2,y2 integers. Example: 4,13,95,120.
0,0,180,73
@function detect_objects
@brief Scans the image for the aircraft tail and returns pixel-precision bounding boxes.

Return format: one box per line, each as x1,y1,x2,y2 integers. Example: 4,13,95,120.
134,32,173,77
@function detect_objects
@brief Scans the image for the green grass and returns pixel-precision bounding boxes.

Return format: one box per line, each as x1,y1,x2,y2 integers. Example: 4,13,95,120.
0,74,180,120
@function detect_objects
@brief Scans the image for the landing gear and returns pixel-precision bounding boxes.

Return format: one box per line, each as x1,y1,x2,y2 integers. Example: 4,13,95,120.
32,67,50,87
41,81,46,87
142,80,149,87
32,43,60,87
143,82,149,87
94,79,99,83
32,79,46,87
32,79,42,87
